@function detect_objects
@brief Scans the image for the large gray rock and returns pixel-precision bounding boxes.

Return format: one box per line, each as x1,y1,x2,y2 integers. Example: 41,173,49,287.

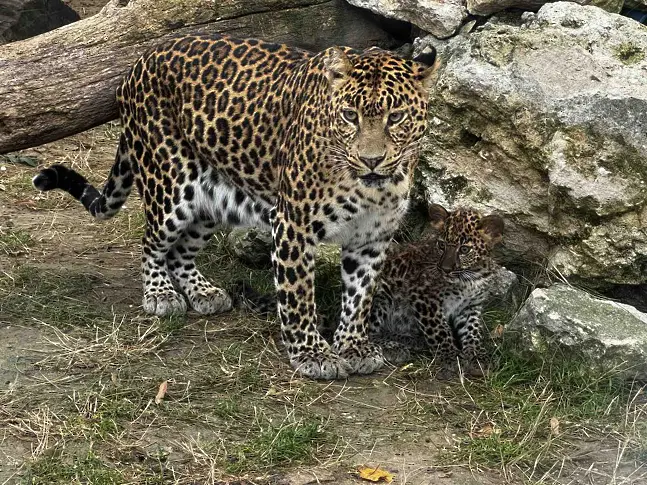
418,2,647,287
0,0,79,44
507,284,647,380
466,0,623,16
345,0,467,39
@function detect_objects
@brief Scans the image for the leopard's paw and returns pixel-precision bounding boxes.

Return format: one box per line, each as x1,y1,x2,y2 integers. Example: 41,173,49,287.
335,342,385,375
188,286,232,315
142,290,187,316
290,351,352,380
377,340,412,366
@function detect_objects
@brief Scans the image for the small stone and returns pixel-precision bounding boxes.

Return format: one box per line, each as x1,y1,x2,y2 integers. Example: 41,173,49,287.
346,0,467,39
229,228,273,269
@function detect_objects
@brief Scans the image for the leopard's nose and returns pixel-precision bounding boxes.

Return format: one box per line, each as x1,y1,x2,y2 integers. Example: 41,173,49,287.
359,155,385,170
439,260,455,274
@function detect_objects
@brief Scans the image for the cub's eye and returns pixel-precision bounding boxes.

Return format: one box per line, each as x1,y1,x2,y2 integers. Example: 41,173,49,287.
341,109,358,124
459,245,471,255
387,111,406,125
437,240,446,251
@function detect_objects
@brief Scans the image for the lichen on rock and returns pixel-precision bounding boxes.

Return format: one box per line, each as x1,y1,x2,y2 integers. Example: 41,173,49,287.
417,2,647,287
507,284,647,381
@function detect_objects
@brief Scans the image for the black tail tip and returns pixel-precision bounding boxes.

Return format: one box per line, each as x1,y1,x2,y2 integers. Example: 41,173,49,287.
413,47,437,67
32,166,62,191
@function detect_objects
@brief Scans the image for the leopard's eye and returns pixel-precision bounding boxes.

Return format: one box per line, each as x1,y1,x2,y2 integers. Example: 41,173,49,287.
437,240,446,251
387,111,406,125
341,109,358,124
459,245,471,255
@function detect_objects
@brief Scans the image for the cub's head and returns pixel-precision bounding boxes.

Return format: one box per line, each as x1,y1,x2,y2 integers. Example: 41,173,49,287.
428,204,504,276
323,47,439,188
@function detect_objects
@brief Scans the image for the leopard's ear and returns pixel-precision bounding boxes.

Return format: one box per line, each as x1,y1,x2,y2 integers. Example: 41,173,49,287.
479,214,504,245
428,203,449,231
324,47,353,91
414,47,440,92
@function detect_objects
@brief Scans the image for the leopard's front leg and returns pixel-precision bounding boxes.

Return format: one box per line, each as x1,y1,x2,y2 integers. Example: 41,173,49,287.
453,306,487,366
332,238,391,375
272,212,352,380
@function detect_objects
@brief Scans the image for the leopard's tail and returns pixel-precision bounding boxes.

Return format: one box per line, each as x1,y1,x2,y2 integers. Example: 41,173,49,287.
32,133,133,220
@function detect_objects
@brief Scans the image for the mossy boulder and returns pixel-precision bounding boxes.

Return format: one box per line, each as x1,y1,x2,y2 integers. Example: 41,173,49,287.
418,2,647,286
507,284,647,381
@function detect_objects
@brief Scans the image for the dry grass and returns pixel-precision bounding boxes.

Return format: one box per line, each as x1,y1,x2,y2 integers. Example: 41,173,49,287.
0,126,646,485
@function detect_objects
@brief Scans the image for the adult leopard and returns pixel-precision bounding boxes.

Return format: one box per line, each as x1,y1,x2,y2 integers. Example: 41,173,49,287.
33,34,438,380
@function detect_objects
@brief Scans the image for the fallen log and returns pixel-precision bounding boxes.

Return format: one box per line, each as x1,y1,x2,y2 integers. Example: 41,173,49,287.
0,0,401,154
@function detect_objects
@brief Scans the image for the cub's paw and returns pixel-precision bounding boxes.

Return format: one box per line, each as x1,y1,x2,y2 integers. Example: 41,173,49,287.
435,354,487,380
290,351,353,380
335,342,385,375
188,287,233,315
143,291,187,316
378,340,412,366
458,354,489,378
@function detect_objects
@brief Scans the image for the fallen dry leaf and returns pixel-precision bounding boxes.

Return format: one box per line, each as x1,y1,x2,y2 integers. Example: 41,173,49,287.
265,386,280,397
491,324,505,339
550,416,560,436
14,199,39,210
154,380,168,405
357,465,395,483
469,422,497,439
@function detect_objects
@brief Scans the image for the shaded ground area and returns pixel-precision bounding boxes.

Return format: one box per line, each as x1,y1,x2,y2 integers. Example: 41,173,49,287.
0,125,646,484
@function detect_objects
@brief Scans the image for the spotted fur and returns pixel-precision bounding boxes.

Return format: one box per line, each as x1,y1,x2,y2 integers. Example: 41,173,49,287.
369,204,504,368
33,34,438,380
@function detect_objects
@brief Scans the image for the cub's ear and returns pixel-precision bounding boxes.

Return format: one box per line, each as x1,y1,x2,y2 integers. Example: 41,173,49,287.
479,214,504,245
324,47,353,90
414,46,440,91
428,203,449,231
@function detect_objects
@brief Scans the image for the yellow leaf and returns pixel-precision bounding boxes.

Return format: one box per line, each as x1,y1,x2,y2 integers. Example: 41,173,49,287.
469,422,497,439
154,380,168,405
357,465,395,483
265,386,280,396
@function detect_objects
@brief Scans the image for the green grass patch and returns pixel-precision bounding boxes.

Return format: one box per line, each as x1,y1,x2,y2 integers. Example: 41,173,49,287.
0,228,34,256
432,341,646,475
22,450,123,485
199,234,343,331
226,417,327,473
0,266,112,330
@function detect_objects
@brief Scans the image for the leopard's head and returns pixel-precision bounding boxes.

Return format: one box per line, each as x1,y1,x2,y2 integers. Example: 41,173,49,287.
428,204,504,276
323,47,439,188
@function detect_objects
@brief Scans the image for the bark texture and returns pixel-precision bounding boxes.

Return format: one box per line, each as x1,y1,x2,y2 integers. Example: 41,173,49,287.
0,0,399,154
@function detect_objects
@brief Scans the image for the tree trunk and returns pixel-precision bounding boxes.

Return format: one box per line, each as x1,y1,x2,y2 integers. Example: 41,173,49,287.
0,0,401,154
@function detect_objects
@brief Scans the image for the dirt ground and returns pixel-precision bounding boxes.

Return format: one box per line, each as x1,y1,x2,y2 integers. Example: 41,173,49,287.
1,125,646,485
66,0,107,19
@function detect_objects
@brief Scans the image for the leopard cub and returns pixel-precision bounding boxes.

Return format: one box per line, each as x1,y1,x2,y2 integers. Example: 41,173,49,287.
369,204,505,368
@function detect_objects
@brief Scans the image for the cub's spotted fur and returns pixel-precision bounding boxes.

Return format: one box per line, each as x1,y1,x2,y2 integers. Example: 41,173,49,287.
369,204,504,367
33,34,438,380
